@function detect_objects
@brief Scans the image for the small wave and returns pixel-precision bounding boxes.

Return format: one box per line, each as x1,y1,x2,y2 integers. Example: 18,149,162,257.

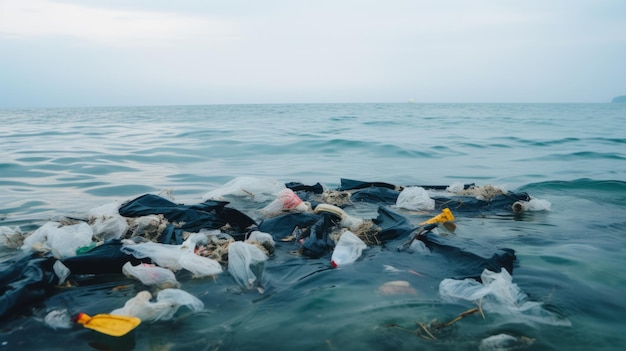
362,120,405,126
329,115,357,121
532,151,626,161
520,179,626,206
85,184,156,196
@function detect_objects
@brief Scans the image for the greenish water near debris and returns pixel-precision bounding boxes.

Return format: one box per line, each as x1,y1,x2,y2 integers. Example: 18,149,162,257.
1,103,625,350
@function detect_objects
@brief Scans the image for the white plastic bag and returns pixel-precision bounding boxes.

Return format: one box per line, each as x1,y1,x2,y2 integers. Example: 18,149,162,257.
88,202,127,241
21,222,56,252
110,291,176,322
157,288,204,313
0,225,24,249
479,334,534,351
121,242,184,271
410,240,431,255
178,232,224,277
202,176,285,202
44,309,73,330
129,215,167,237
227,241,268,289
22,221,94,258
245,231,275,248
110,289,204,322
439,269,571,326
88,202,121,217
396,186,435,211
331,231,367,268
446,182,465,193
90,214,128,241
180,232,209,252
47,222,94,258
122,262,179,289
178,251,223,278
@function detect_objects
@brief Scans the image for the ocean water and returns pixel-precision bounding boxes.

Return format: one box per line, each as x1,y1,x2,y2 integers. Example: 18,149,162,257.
1,103,625,350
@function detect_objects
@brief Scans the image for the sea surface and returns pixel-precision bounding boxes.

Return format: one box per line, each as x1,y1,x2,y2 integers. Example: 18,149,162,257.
1,103,625,350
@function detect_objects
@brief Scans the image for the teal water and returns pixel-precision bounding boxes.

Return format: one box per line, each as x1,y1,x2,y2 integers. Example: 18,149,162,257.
1,103,625,350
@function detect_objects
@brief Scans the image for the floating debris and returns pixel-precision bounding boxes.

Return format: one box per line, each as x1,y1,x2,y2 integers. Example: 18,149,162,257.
453,185,507,200
387,302,484,341
377,280,417,295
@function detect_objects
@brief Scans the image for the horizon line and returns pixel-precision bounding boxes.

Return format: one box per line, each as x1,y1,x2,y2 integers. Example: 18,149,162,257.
0,100,621,110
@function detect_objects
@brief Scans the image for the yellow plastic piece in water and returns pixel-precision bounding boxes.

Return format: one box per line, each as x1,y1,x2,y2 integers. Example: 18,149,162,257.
420,208,455,225
75,312,141,337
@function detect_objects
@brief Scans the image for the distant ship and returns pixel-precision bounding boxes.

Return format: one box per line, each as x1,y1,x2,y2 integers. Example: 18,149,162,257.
408,98,415,103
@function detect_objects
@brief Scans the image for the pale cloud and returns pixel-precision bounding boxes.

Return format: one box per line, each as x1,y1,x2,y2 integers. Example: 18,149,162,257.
0,0,238,47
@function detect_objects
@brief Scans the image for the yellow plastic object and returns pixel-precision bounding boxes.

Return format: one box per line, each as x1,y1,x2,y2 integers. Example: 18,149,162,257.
75,312,141,337
419,208,455,225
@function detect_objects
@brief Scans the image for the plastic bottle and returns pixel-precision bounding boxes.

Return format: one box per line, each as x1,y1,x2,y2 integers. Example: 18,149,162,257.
330,231,367,268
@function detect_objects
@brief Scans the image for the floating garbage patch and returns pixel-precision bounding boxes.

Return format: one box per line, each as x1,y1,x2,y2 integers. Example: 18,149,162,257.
0,177,558,344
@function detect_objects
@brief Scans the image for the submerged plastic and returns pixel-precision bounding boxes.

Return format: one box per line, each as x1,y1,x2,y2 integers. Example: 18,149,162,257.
110,289,203,322
122,262,179,289
228,241,268,289
331,231,367,268
439,268,571,326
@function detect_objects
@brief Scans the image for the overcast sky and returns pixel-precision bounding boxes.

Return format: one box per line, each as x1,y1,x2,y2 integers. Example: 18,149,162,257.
1,0,625,108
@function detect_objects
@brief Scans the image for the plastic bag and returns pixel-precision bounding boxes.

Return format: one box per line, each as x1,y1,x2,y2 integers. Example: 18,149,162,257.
110,291,176,322
122,262,179,289
48,222,94,258
157,288,204,313
21,222,55,252
22,221,94,258
121,242,184,271
439,268,571,326
44,309,73,330
129,214,168,238
90,214,129,241
330,231,367,268
110,289,204,322
410,240,432,255
261,188,308,214
177,232,224,277
88,202,121,217
479,334,534,351
0,225,24,249
53,260,71,285
178,251,223,277
446,182,465,193
396,186,435,211
227,241,268,289
245,230,275,250
202,176,285,202
180,232,209,252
